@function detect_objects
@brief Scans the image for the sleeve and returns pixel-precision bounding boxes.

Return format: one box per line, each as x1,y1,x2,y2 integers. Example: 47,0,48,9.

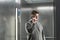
25,23,29,34
25,23,34,34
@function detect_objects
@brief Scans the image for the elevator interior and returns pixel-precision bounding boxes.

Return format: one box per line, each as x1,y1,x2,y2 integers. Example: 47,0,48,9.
19,0,56,40
0,0,56,40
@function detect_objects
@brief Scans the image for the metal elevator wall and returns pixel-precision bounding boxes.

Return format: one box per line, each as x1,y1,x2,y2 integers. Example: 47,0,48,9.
0,2,16,40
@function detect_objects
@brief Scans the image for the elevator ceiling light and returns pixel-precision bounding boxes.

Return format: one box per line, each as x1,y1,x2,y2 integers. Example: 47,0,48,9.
21,8,32,11
37,6,54,10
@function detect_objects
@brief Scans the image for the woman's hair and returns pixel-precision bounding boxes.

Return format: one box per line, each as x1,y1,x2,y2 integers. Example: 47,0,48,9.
31,10,39,15
31,10,39,18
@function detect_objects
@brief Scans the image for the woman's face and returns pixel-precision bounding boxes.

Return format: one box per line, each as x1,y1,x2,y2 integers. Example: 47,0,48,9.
32,14,39,23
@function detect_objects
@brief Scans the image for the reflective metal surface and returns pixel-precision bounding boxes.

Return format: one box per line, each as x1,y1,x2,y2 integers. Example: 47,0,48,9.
0,0,56,40
19,0,55,40
0,0,16,40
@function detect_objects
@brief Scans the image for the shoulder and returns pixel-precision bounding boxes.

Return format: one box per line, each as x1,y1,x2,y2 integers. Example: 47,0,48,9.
37,22,43,26
37,22,43,29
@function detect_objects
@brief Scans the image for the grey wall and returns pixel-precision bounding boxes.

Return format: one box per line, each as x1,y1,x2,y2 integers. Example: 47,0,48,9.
0,7,16,40
0,0,20,40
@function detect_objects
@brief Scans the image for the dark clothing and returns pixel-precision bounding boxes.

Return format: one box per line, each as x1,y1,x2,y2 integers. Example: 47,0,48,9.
25,19,45,40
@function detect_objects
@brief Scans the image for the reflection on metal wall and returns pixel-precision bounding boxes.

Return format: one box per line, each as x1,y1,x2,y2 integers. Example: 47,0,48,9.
0,0,17,40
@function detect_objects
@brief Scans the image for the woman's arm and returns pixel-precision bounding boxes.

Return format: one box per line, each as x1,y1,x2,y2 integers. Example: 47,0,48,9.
25,23,34,34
